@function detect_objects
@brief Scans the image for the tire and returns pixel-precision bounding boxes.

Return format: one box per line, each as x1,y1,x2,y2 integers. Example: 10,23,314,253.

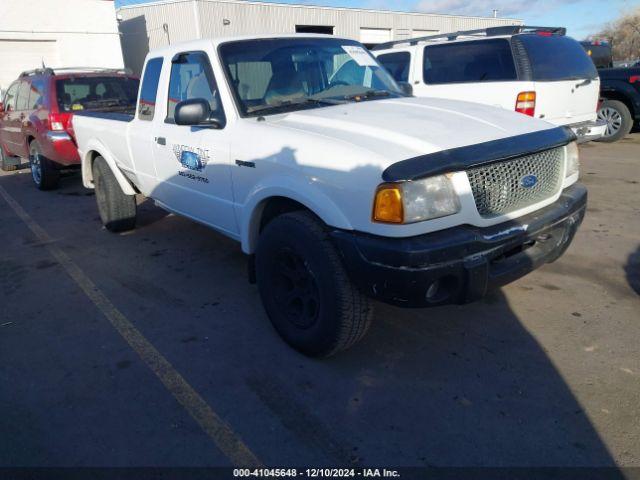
596,99,633,143
92,156,136,232
0,146,17,172
29,140,60,190
256,211,373,357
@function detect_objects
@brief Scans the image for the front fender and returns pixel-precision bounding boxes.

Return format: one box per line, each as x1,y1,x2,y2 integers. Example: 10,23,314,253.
81,138,137,196
239,176,354,254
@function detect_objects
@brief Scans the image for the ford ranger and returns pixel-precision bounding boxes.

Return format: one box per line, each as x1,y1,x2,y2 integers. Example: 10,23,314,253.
72,35,587,357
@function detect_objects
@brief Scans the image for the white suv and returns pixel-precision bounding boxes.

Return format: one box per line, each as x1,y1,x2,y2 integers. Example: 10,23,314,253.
374,26,606,142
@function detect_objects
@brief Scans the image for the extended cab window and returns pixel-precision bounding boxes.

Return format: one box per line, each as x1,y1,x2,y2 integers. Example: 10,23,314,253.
167,51,224,124
423,39,517,84
377,52,411,83
55,76,139,113
517,35,598,80
138,58,163,120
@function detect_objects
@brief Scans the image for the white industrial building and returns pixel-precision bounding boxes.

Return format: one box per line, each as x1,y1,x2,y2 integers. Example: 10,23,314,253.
0,0,125,91
118,0,522,74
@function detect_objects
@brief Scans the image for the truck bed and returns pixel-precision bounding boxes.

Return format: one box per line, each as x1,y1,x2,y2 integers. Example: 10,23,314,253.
73,110,135,122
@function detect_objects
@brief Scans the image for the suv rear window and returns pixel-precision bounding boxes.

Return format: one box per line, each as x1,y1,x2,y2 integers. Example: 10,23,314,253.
517,35,598,81
423,39,517,84
55,76,139,112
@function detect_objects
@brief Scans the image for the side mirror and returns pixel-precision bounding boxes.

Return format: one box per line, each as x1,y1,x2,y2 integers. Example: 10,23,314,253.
398,82,413,96
174,98,222,128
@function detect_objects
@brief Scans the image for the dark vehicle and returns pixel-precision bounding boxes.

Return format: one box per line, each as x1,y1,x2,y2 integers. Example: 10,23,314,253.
581,40,640,142
0,68,139,189
596,67,640,142
580,41,613,69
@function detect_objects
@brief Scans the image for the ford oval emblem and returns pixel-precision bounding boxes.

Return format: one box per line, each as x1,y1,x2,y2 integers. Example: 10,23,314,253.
521,174,538,189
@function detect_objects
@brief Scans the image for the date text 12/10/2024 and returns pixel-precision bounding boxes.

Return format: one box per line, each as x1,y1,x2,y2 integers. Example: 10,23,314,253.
233,469,401,478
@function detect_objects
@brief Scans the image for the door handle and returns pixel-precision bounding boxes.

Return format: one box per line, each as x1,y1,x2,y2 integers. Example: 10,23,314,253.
155,136,166,146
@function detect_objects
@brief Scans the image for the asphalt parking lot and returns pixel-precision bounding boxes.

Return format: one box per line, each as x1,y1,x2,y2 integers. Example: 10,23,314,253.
1,136,639,469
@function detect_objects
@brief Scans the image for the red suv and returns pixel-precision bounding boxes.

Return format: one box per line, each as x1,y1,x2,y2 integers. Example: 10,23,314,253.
0,68,139,189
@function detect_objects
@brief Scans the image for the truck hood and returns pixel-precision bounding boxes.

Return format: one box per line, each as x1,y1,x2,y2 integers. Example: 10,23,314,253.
267,96,557,165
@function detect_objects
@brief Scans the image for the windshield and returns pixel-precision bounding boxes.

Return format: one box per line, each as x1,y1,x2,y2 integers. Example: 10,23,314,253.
55,76,140,112
219,38,404,116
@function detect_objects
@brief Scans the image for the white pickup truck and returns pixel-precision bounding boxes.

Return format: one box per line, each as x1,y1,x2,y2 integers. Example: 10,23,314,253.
73,34,587,357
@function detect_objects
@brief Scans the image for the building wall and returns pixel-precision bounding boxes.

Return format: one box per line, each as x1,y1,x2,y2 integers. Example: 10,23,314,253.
0,0,124,91
119,0,522,74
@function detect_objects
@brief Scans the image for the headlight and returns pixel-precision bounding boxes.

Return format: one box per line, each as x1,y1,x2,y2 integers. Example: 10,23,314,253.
373,175,461,224
566,141,580,178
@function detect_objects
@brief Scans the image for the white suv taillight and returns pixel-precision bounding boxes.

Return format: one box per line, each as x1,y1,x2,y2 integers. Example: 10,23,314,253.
515,91,536,117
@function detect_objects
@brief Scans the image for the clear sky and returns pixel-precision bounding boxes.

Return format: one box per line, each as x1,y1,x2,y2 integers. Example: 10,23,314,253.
115,0,640,40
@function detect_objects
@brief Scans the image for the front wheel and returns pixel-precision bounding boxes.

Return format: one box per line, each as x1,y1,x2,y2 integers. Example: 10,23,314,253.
256,211,373,357
92,156,137,232
29,141,60,190
596,99,633,143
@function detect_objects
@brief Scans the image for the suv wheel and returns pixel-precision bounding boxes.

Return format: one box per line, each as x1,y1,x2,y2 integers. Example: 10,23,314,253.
256,211,373,357
597,99,633,143
29,141,60,190
92,156,137,232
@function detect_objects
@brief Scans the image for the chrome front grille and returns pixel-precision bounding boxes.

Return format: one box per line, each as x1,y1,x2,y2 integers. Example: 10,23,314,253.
466,147,564,218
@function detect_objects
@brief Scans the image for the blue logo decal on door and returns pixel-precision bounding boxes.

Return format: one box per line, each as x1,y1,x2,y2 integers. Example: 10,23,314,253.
180,150,204,171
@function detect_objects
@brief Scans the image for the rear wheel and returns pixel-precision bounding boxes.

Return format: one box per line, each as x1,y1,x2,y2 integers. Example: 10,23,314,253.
596,99,633,143
92,156,137,232
29,140,60,190
256,211,373,357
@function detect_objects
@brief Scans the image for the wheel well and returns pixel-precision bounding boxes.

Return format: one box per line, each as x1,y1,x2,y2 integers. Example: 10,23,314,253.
85,150,102,183
601,92,635,118
259,196,310,232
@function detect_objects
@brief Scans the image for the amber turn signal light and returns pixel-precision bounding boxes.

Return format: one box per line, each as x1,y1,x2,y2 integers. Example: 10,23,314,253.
373,184,403,224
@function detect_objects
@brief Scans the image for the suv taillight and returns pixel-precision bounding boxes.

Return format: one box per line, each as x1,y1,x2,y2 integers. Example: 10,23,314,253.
48,113,71,132
516,92,536,117
630,75,639,84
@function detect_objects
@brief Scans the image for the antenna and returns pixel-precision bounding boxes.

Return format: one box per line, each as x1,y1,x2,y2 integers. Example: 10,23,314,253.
163,23,171,45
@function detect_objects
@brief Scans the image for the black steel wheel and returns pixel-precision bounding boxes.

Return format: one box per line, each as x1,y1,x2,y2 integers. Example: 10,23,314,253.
256,211,373,357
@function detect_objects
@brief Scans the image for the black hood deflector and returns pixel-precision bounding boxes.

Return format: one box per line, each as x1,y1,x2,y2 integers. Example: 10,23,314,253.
382,127,575,183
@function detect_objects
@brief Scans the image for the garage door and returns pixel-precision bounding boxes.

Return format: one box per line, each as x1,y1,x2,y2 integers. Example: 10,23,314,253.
360,28,392,46
0,40,59,91
412,29,439,38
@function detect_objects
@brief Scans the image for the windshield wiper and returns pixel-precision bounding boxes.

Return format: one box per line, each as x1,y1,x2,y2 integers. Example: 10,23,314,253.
343,90,392,102
248,98,341,115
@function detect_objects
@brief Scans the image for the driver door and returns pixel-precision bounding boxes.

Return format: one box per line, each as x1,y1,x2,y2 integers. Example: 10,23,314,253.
152,51,237,236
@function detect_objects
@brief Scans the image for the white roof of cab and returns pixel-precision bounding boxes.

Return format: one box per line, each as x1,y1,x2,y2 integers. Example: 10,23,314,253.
147,33,343,57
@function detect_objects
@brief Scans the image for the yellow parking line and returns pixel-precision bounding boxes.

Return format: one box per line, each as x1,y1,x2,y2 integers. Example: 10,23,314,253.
0,184,262,468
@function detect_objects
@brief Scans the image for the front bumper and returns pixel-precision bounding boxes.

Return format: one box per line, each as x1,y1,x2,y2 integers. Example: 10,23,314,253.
570,120,607,143
331,184,587,308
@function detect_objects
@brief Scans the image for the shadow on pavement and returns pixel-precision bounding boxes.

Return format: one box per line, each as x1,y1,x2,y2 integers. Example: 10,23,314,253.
0,152,626,472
